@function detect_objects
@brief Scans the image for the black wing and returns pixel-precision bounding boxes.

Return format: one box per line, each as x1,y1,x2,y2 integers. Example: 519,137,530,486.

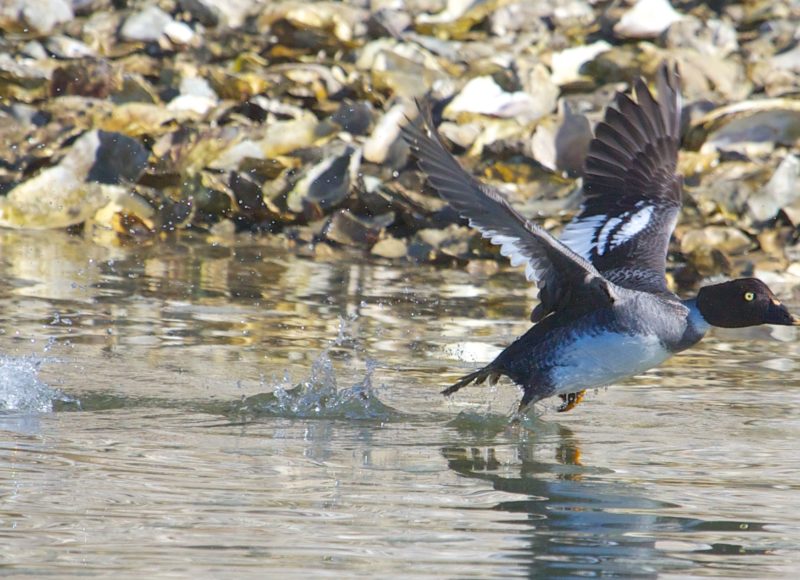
402,106,616,323
559,62,682,294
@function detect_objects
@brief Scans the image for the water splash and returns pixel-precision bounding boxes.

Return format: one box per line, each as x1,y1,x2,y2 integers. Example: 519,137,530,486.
0,356,71,413
232,322,399,422
233,353,398,421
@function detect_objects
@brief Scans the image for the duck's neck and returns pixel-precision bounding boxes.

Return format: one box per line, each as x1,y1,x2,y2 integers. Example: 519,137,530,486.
683,298,712,338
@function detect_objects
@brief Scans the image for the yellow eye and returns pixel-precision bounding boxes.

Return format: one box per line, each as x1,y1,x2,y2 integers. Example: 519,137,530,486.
744,291,755,302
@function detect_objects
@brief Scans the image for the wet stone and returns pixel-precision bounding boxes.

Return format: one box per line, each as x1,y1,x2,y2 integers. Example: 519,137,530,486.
51,59,117,98
680,226,753,257
331,101,374,136
747,155,800,223
9,0,74,34
613,0,683,39
664,17,738,58
120,6,174,43
0,130,108,229
445,76,547,124
21,41,48,60
286,147,360,216
323,209,394,247
87,131,150,185
371,236,407,259
45,35,96,59
0,0,796,275
550,41,611,87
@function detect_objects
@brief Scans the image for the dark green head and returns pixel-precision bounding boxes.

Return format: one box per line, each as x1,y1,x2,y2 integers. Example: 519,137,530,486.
696,278,800,328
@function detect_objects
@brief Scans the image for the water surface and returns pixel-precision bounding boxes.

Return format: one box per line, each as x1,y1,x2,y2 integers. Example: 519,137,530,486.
1,230,800,577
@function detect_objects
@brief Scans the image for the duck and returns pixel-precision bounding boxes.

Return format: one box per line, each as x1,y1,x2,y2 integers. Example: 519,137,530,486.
401,62,800,414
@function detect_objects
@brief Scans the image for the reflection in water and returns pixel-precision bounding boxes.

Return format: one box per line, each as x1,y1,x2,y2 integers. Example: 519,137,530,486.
443,420,776,577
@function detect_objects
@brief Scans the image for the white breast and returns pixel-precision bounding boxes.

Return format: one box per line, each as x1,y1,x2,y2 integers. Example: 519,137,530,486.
549,332,672,396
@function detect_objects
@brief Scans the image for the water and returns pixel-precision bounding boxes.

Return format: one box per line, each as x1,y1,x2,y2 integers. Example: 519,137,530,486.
1,230,800,577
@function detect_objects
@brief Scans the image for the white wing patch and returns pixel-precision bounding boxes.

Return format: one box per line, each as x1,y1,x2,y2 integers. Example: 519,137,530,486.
595,217,622,256
560,203,655,260
559,214,605,262
610,205,653,251
472,224,538,282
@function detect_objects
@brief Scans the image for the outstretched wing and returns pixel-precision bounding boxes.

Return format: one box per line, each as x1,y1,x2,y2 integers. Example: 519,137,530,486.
402,106,616,323
560,62,682,294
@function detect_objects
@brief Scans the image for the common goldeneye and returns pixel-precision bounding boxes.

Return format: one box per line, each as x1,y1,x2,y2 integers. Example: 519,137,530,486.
402,63,800,413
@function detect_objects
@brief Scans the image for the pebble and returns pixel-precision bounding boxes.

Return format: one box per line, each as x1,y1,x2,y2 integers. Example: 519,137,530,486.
120,6,174,43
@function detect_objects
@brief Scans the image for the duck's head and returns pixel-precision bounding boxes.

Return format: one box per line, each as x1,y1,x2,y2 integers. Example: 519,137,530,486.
696,278,800,328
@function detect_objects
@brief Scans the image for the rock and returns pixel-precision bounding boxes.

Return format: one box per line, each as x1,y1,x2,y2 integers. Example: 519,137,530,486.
323,209,394,247
120,6,173,43
672,49,750,102
71,0,110,16
747,155,800,223
613,0,683,39
664,17,738,58
180,76,217,100
770,44,800,74
520,64,559,122
367,8,412,38
51,59,117,98
691,160,770,216
550,41,612,87
113,74,160,104
45,35,95,59
531,100,592,176
80,10,120,55
286,147,361,216
687,98,800,156
180,0,257,28
258,1,369,47
488,2,550,36
0,131,107,229
259,115,324,158
2,0,74,34
444,76,545,124
551,0,594,28
371,236,407,258
0,52,51,102
21,40,48,60
415,224,479,261
530,120,557,172
87,131,149,185
229,171,275,229
437,121,481,150
0,0,797,258
330,101,374,136
178,0,225,26
167,76,218,114
356,39,447,99
681,226,752,256
555,101,592,176
414,0,497,39
363,101,414,165
415,0,476,25
163,21,196,46
206,140,262,171
93,187,157,233
583,45,642,84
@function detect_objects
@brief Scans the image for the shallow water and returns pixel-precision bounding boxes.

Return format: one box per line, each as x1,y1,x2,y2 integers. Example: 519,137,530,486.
1,230,800,578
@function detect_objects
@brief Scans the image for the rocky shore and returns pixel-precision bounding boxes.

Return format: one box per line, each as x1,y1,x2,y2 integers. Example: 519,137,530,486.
1,0,800,290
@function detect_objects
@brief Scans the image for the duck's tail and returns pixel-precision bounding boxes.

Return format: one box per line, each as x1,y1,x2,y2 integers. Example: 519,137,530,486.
441,366,501,397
